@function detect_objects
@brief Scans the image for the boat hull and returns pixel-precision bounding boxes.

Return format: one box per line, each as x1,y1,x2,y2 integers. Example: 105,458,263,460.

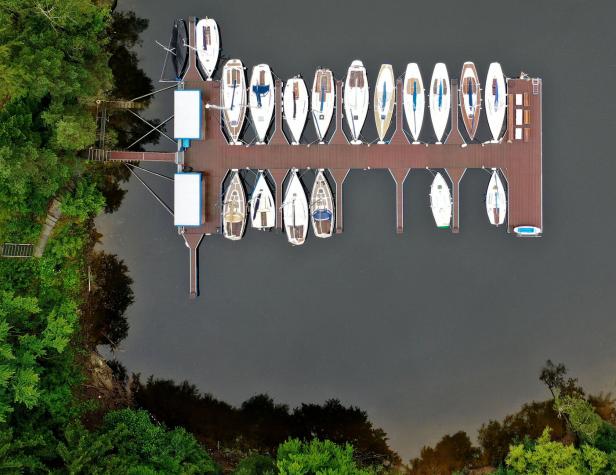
344,60,369,144
403,63,425,143
283,170,309,245
222,171,247,240
250,172,275,229
221,59,247,145
514,226,542,237
171,19,188,79
429,172,452,228
283,77,309,144
249,64,275,143
311,69,335,142
374,64,396,143
485,62,507,142
460,62,481,140
195,18,219,79
310,170,334,238
486,170,507,226
429,63,450,143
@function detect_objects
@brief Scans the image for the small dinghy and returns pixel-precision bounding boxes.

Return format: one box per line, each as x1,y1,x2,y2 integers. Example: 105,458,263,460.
195,18,219,80
429,63,450,143
311,69,335,143
249,64,275,144
221,59,247,145
344,60,369,144
171,19,188,79
222,171,247,240
283,170,309,245
250,171,275,230
485,62,507,142
460,62,482,140
310,170,334,238
514,226,542,237
403,63,425,143
429,172,452,229
486,169,507,226
374,64,396,143
283,76,308,144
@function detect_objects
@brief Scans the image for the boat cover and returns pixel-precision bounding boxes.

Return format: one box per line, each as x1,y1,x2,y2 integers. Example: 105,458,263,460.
312,209,332,221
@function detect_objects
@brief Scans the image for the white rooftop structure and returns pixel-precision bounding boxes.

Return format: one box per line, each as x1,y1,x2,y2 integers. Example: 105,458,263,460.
174,173,202,226
173,90,202,140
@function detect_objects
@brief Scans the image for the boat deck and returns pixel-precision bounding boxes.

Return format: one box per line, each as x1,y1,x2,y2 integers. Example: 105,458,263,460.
106,17,542,298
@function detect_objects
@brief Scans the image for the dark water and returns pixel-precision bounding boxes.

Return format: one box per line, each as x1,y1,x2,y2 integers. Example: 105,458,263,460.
98,0,616,459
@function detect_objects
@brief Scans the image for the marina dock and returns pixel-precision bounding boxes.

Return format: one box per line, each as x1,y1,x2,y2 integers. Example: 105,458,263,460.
100,17,543,298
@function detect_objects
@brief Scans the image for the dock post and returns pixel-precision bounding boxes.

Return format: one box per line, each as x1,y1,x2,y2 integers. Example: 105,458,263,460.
268,169,288,231
330,169,350,234
445,168,466,234
183,233,204,299
389,168,411,234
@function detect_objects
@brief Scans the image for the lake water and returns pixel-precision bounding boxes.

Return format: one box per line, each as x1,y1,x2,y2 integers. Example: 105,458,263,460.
97,0,616,459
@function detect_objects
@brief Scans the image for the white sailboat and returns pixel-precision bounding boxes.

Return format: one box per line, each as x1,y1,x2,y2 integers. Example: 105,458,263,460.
311,69,335,143
221,59,247,145
403,63,425,143
485,62,507,142
374,64,396,143
250,171,275,230
344,60,369,144
429,63,450,144
459,62,481,140
195,18,219,80
283,76,308,144
283,170,309,245
310,170,334,238
486,169,507,226
429,172,452,229
249,64,275,144
222,171,247,240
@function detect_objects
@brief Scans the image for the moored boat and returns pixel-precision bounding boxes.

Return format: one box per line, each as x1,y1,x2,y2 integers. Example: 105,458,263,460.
249,64,275,144
429,172,452,228
486,169,507,226
485,62,507,142
403,63,425,143
513,226,542,236
429,63,450,143
250,171,275,230
310,170,334,238
195,18,219,80
221,59,247,145
311,69,335,143
283,76,308,144
222,171,247,240
374,64,396,143
344,60,369,144
283,170,309,245
171,19,188,79
460,62,482,140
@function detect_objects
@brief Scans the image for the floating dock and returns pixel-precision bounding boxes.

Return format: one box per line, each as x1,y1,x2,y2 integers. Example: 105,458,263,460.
102,17,543,298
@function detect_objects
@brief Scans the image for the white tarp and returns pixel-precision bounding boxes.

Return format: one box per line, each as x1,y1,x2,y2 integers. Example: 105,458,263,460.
174,173,202,226
174,90,201,139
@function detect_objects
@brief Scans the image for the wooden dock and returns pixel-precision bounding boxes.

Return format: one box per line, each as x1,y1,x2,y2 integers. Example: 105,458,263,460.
106,17,543,298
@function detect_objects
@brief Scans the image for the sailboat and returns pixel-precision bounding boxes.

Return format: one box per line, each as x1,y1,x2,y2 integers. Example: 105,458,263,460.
429,172,452,229
283,170,309,245
310,170,334,238
485,62,507,142
486,169,507,226
403,63,425,143
374,64,396,143
283,76,308,144
221,59,247,145
311,69,335,143
195,17,219,80
250,171,275,230
222,171,247,240
170,19,188,79
429,63,450,143
344,60,369,144
460,62,482,140
249,64,275,144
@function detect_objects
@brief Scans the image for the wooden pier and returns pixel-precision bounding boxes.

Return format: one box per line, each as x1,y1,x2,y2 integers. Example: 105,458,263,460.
105,17,543,298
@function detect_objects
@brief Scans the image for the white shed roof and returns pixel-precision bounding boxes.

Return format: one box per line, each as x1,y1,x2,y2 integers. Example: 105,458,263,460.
174,90,201,140
174,173,202,226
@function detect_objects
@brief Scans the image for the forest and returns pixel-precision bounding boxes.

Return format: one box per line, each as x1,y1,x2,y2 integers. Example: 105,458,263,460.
1,0,616,473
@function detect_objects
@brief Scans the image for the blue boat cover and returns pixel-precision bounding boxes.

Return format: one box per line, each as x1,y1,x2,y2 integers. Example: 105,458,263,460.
381,83,387,111
412,82,417,111
438,82,443,108
312,209,332,221
252,84,270,107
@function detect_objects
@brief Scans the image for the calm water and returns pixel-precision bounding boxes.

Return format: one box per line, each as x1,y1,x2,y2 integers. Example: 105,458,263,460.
98,0,616,459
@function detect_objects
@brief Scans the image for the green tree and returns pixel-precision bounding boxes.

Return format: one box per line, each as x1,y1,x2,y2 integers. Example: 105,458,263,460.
233,454,277,475
409,431,481,475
